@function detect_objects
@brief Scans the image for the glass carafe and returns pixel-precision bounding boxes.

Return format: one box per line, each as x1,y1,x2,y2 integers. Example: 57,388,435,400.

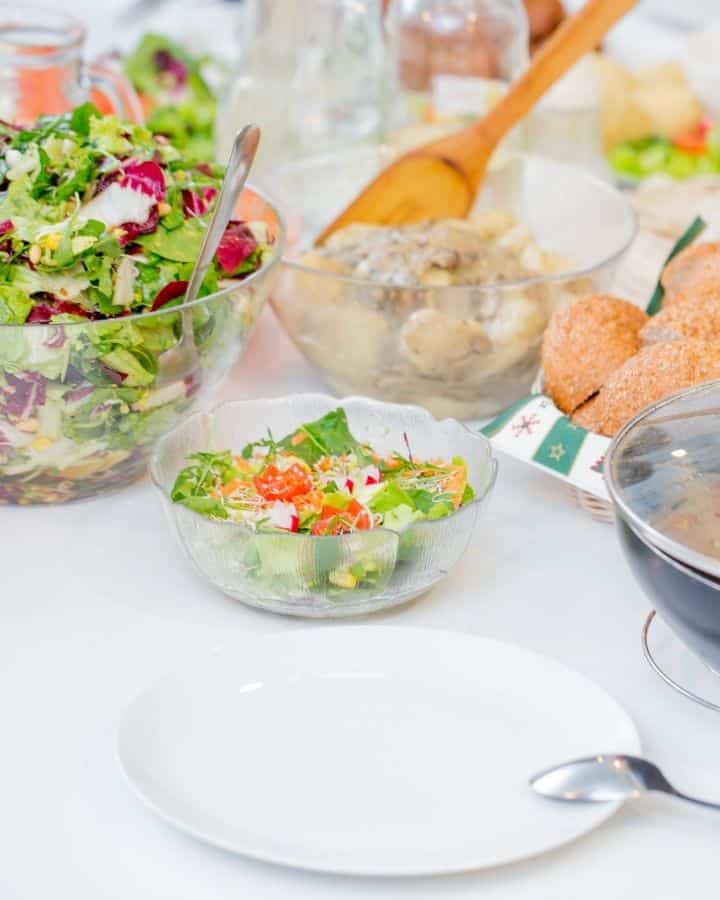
216,0,385,173
0,7,142,125
383,0,529,153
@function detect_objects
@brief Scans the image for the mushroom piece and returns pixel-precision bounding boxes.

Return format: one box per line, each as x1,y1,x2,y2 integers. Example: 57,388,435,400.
400,308,491,377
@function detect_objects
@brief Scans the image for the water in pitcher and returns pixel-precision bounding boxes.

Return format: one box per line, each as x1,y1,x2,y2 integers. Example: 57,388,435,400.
0,7,140,125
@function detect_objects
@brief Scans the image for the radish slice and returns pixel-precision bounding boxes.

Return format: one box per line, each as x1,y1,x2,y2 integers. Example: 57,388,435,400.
267,501,299,532
361,465,381,485
81,182,155,230
120,160,166,201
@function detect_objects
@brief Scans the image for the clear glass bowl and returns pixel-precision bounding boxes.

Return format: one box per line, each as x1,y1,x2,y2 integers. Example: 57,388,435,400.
0,188,284,505
150,394,497,618
262,148,637,420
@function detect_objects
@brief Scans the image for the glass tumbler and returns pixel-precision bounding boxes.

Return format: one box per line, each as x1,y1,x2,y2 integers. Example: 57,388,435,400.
0,6,142,125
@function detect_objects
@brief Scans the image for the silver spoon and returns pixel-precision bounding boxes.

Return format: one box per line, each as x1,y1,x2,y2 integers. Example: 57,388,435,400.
155,124,261,388
531,755,720,811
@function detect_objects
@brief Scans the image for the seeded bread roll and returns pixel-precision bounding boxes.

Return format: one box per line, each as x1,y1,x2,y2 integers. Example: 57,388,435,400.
541,294,648,414
588,339,720,437
572,394,602,432
661,243,720,306
641,294,720,344
659,280,720,315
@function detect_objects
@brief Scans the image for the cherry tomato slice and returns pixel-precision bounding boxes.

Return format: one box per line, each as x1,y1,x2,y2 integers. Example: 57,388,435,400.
254,463,312,502
673,120,710,155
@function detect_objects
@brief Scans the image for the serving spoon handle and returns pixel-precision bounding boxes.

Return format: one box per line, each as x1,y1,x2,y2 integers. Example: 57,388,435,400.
155,125,260,388
425,0,640,190
475,0,637,150
316,0,638,241
184,124,261,306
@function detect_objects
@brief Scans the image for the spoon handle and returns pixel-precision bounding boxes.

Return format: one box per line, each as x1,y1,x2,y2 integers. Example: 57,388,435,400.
183,124,261,306
667,789,720,811
480,0,639,146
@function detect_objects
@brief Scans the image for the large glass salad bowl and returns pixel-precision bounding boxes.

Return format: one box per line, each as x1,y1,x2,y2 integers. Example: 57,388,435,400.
0,187,284,504
262,148,637,420
151,394,497,617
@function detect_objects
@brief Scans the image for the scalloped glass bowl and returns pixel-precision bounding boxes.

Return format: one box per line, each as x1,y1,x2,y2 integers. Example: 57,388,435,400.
262,149,637,420
0,188,284,505
150,394,497,617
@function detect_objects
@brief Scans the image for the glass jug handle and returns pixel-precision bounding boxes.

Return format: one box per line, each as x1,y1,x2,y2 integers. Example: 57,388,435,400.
86,61,145,123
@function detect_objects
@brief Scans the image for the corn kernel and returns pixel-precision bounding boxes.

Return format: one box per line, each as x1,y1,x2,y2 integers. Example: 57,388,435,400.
158,201,172,216
31,436,53,452
329,570,357,589
111,227,126,241
44,233,62,250
175,170,186,182
16,418,39,433
28,244,41,264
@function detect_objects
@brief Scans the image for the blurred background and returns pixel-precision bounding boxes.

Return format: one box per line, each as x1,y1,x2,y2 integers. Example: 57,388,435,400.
65,0,719,59
9,0,720,182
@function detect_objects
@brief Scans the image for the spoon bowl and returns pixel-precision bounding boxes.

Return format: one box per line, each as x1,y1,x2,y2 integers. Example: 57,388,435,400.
531,755,720,810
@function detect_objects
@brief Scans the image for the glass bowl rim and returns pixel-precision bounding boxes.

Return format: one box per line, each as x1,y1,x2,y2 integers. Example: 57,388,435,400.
271,149,639,293
0,185,286,330
605,379,720,581
149,392,498,541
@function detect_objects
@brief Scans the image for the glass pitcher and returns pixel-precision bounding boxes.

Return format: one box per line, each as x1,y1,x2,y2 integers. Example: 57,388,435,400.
216,0,385,173
0,7,142,125
383,0,529,153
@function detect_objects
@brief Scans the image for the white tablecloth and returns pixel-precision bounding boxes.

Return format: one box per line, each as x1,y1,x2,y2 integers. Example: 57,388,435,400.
3,310,720,899
5,3,720,894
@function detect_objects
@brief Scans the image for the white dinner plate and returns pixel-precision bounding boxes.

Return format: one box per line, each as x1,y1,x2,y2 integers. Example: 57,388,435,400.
116,627,640,876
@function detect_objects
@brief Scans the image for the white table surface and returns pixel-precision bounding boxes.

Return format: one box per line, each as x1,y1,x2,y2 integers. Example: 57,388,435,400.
2,309,720,899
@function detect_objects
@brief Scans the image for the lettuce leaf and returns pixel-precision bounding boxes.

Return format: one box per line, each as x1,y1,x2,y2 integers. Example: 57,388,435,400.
275,408,366,465
171,449,237,517
138,217,205,262
0,327,70,379
0,285,32,323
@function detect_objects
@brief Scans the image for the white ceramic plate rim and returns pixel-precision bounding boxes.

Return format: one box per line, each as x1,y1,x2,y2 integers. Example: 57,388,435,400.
115,626,640,877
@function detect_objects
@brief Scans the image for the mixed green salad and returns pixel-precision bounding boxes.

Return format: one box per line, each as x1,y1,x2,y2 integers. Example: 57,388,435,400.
0,104,275,504
124,34,219,163
610,119,720,181
172,408,475,592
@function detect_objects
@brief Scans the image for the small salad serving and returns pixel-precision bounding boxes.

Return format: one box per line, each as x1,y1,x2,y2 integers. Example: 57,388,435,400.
0,104,279,504
610,119,720,181
172,408,475,548
156,397,494,613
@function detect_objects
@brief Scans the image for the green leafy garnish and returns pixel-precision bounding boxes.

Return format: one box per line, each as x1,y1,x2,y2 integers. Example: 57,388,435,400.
170,450,238,519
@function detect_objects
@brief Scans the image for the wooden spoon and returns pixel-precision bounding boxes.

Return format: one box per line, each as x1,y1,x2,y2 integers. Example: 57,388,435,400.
316,0,638,245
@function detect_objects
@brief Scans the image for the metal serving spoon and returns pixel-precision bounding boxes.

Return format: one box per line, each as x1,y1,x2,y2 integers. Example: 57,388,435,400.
155,124,260,388
531,755,720,811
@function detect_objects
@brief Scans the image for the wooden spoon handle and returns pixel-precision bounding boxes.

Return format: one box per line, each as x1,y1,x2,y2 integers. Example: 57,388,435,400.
481,0,639,145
